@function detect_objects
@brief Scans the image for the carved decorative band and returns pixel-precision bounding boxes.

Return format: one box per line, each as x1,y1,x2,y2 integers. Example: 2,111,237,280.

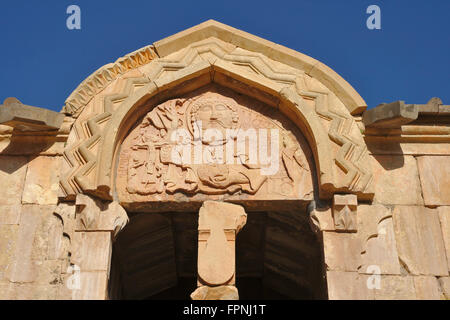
60,38,373,200
62,46,156,117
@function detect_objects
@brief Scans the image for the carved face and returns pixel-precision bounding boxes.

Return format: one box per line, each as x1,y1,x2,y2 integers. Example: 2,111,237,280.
195,102,234,130
189,97,239,145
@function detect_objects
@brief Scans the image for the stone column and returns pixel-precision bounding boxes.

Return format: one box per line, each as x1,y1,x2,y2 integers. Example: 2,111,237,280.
190,201,247,300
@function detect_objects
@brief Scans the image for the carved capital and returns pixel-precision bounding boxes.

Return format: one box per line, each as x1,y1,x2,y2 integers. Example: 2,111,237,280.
332,194,358,232
75,194,129,237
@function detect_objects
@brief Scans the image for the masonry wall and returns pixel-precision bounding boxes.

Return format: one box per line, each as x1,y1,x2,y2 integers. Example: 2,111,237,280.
0,124,71,299
322,124,450,299
0,121,449,300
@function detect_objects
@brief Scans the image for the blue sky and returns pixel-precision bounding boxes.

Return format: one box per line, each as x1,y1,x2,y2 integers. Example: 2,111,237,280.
1,1,449,112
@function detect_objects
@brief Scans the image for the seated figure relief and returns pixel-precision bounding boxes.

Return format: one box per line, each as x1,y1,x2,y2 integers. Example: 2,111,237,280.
117,86,313,203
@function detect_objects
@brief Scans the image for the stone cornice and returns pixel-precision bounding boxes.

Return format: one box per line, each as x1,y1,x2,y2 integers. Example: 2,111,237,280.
0,97,65,131
363,97,449,130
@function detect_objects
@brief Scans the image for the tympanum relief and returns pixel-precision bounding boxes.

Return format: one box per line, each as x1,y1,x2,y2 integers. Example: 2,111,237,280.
116,85,314,209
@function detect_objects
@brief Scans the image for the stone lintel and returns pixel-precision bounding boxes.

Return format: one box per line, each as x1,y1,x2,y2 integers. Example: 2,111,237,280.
0,97,65,131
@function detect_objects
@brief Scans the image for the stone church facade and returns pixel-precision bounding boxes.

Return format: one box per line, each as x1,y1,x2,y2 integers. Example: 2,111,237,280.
0,20,449,300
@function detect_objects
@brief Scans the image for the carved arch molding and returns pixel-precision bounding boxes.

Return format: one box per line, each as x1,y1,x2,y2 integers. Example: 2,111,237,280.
59,22,374,204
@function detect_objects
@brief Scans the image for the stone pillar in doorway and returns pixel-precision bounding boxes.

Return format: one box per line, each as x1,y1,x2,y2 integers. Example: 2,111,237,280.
190,201,247,300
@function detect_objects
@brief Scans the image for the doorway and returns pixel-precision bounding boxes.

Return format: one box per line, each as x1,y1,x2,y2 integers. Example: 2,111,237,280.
108,208,327,300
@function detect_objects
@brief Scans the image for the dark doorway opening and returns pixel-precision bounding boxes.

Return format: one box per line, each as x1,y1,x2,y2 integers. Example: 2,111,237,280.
109,209,326,300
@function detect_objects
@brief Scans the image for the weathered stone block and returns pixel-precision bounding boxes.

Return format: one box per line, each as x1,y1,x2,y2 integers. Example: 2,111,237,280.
357,204,401,275
12,284,59,300
0,225,18,271
72,232,112,272
323,232,361,272
371,155,423,205
0,283,14,300
438,277,450,299
35,259,63,285
22,156,61,205
0,156,27,205
438,207,450,272
6,206,41,283
392,206,448,276
414,276,441,300
310,207,335,231
0,205,21,225
72,271,108,300
374,275,416,300
0,265,8,284
332,273,417,300
417,156,450,206
30,206,60,262
326,271,373,300
360,218,402,275
6,205,57,283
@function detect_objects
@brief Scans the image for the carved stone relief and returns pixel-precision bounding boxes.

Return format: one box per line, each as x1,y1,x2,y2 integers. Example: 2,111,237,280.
332,194,357,232
116,85,314,207
60,30,373,201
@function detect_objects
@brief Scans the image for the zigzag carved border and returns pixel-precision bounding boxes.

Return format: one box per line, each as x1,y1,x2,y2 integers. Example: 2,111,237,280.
60,38,372,198
63,46,156,117
60,76,150,197
300,90,372,192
